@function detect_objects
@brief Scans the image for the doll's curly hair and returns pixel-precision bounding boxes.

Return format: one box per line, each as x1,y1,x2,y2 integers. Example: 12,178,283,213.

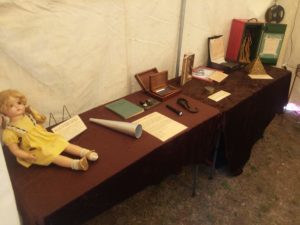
0,89,27,114
0,89,46,124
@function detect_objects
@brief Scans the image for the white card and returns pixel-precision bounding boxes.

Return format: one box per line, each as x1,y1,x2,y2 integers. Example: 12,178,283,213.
51,115,87,141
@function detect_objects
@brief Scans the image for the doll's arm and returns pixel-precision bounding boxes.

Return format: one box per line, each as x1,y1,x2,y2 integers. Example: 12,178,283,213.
7,143,36,163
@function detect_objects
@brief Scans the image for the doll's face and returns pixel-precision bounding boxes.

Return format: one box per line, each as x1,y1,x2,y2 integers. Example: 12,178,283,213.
3,96,25,119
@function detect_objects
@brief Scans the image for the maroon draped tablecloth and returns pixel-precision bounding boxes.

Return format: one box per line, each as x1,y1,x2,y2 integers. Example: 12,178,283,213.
4,92,220,225
179,65,291,174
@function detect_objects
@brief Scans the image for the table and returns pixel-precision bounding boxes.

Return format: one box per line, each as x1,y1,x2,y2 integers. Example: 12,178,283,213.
4,92,220,225
180,65,291,175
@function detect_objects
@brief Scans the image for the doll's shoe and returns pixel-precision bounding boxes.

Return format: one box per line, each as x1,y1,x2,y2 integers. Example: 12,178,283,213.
83,150,99,161
79,157,89,171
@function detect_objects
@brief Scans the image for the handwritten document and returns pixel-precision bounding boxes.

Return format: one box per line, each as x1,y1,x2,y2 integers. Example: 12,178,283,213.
208,90,231,102
133,112,187,142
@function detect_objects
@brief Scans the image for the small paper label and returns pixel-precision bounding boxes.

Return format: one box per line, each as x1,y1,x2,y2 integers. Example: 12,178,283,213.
208,90,231,102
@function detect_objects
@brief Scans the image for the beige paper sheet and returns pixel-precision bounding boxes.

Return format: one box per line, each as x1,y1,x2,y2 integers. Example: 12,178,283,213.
208,90,231,102
209,71,228,82
133,112,187,142
248,74,273,79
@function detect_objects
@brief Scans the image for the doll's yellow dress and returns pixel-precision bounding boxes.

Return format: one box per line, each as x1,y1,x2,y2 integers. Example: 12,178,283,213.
2,113,69,168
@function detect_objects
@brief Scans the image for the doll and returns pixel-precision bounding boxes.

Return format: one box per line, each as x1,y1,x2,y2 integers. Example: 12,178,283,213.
0,89,98,171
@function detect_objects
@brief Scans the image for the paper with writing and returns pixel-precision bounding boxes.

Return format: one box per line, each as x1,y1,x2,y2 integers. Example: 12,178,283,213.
209,36,226,63
208,90,231,102
209,71,228,82
51,115,87,141
132,112,187,142
262,36,281,55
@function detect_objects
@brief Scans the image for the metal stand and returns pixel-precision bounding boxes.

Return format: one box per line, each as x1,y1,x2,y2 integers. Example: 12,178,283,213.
48,113,57,127
62,105,72,121
48,105,72,127
209,132,221,179
285,64,300,123
191,131,221,197
192,164,199,197
288,64,300,101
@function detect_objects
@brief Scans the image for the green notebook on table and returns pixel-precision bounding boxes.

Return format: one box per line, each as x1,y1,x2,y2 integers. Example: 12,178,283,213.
105,98,144,119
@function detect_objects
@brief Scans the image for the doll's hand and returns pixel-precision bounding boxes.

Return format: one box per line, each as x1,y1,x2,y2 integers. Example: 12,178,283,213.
23,152,37,163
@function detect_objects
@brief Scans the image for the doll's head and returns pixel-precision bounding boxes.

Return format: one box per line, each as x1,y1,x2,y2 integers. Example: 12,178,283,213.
0,89,27,117
0,89,46,124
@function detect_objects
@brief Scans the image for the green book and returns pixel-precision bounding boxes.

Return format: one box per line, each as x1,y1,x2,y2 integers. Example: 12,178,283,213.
105,98,144,119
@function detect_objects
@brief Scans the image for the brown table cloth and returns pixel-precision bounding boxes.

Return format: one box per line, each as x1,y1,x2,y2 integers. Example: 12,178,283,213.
4,92,220,225
179,65,291,174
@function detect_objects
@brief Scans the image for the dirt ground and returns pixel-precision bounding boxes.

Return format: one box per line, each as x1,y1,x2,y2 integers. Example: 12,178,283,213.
84,112,300,225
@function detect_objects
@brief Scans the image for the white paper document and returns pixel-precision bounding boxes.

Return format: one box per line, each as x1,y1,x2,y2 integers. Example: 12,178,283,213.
261,36,281,55
133,112,187,142
248,74,273,79
209,36,226,63
51,115,87,141
208,90,231,102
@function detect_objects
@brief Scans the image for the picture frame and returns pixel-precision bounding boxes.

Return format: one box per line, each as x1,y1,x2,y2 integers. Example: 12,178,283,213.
180,53,195,86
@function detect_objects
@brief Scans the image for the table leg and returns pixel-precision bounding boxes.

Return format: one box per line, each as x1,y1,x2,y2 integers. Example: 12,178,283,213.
209,132,221,179
192,164,199,197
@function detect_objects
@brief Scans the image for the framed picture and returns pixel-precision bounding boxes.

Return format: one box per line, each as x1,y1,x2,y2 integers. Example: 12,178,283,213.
180,53,195,86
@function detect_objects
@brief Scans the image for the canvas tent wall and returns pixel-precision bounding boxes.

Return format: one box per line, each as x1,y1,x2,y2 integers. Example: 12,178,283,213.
1,0,286,121
0,1,299,224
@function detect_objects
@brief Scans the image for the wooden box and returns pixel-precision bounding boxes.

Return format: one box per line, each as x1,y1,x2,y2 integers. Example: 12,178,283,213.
135,68,181,101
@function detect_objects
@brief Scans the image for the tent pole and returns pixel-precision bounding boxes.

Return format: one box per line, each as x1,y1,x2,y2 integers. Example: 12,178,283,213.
175,0,186,78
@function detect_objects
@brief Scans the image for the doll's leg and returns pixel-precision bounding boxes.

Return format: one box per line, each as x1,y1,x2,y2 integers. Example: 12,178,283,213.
64,144,98,161
52,155,89,171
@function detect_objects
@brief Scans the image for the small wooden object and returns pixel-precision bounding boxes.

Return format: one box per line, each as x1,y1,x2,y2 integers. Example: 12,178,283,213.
135,68,181,101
